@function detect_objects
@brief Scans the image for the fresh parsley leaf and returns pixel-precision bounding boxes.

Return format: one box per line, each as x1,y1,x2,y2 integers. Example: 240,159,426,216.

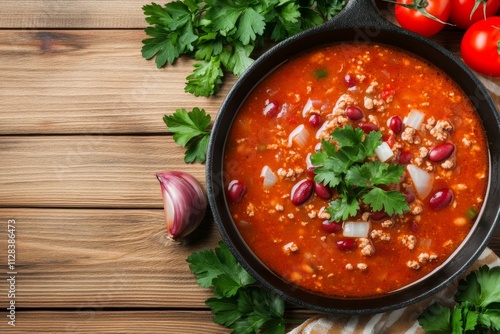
142,0,347,97
419,265,500,333
185,57,224,97
418,303,454,334
187,241,256,297
189,241,285,333
163,108,211,163
312,126,409,221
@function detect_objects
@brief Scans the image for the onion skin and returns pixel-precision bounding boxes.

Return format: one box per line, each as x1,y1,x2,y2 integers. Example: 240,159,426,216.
156,171,207,241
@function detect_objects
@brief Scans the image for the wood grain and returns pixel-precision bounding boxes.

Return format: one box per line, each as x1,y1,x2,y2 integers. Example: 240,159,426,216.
0,136,205,208
0,208,220,308
0,0,148,29
0,30,233,135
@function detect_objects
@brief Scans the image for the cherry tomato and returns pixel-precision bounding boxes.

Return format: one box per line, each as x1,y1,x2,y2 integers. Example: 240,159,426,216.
461,16,500,76
450,0,500,29
394,0,452,37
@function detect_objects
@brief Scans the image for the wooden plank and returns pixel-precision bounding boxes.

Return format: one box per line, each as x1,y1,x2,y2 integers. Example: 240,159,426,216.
0,30,232,135
0,136,205,208
0,309,317,333
0,0,148,29
0,310,229,333
0,208,221,308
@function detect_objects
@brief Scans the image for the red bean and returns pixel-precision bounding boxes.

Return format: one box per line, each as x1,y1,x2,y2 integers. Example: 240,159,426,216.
321,220,342,234
336,238,357,251
410,221,419,232
291,179,315,206
388,116,403,134
306,167,316,178
315,182,333,199
429,142,455,162
263,101,279,117
399,151,412,164
370,211,389,221
309,114,322,127
227,180,246,204
344,74,357,87
429,188,454,210
405,191,416,203
358,122,379,134
346,106,364,121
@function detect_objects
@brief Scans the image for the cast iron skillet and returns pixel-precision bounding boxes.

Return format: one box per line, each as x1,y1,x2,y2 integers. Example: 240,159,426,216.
206,0,500,314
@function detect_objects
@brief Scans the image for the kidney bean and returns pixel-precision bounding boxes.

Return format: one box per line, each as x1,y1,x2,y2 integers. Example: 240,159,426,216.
358,122,379,134
346,106,364,121
309,114,322,127
370,211,389,221
306,166,316,179
336,238,357,251
399,151,412,164
429,188,454,210
388,116,403,134
344,73,357,87
227,180,246,204
321,220,342,234
429,142,455,162
405,191,416,203
410,221,419,232
263,101,279,117
291,179,315,206
315,182,333,199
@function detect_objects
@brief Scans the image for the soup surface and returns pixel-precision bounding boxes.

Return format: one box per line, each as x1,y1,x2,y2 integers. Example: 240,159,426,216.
223,43,488,297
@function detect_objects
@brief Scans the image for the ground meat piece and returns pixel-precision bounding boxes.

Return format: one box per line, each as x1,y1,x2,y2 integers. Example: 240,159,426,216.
283,242,299,254
381,219,394,228
419,147,429,158
370,229,391,241
364,97,374,110
357,263,368,271
401,127,416,143
365,81,379,94
410,200,423,215
246,203,255,217
345,263,354,270
441,157,456,170
402,235,417,250
430,120,453,141
407,260,420,270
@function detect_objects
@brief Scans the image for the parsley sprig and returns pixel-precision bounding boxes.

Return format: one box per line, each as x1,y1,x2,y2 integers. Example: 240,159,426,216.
418,265,500,333
142,0,347,97
188,241,286,333
311,125,409,221
163,108,211,163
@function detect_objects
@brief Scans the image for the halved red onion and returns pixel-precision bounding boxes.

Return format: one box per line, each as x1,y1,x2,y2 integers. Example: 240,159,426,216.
260,165,278,188
343,221,371,238
156,171,207,241
406,164,434,199
375,141,394,162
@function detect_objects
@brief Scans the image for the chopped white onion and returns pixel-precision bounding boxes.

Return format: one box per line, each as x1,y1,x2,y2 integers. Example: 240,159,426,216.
260,165,278,188
407,164,434,199
262,101,278,116
315,120,329,139
302,98,314,117
375,142,394,162
404,109,425,130
288,124,310,147
343,221,371,238
305,153,314,170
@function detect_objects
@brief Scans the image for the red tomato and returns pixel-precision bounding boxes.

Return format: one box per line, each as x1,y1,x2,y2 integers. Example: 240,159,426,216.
394,0,452,37
450,0,500,29
461,16,500,76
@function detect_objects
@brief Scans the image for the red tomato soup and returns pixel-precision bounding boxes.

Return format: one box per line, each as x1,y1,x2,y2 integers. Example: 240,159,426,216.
223,43,488,297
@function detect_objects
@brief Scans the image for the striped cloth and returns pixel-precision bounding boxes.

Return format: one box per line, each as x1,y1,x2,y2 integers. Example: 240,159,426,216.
289,248,499,334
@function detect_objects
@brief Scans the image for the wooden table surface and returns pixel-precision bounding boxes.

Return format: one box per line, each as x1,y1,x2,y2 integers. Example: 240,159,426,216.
0,0,499,332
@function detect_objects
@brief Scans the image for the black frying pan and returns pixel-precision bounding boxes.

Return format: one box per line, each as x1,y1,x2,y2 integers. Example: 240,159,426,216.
206,0,500,314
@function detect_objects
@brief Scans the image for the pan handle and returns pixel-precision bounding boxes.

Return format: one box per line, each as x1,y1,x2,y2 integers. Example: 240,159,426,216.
326,0,397,31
